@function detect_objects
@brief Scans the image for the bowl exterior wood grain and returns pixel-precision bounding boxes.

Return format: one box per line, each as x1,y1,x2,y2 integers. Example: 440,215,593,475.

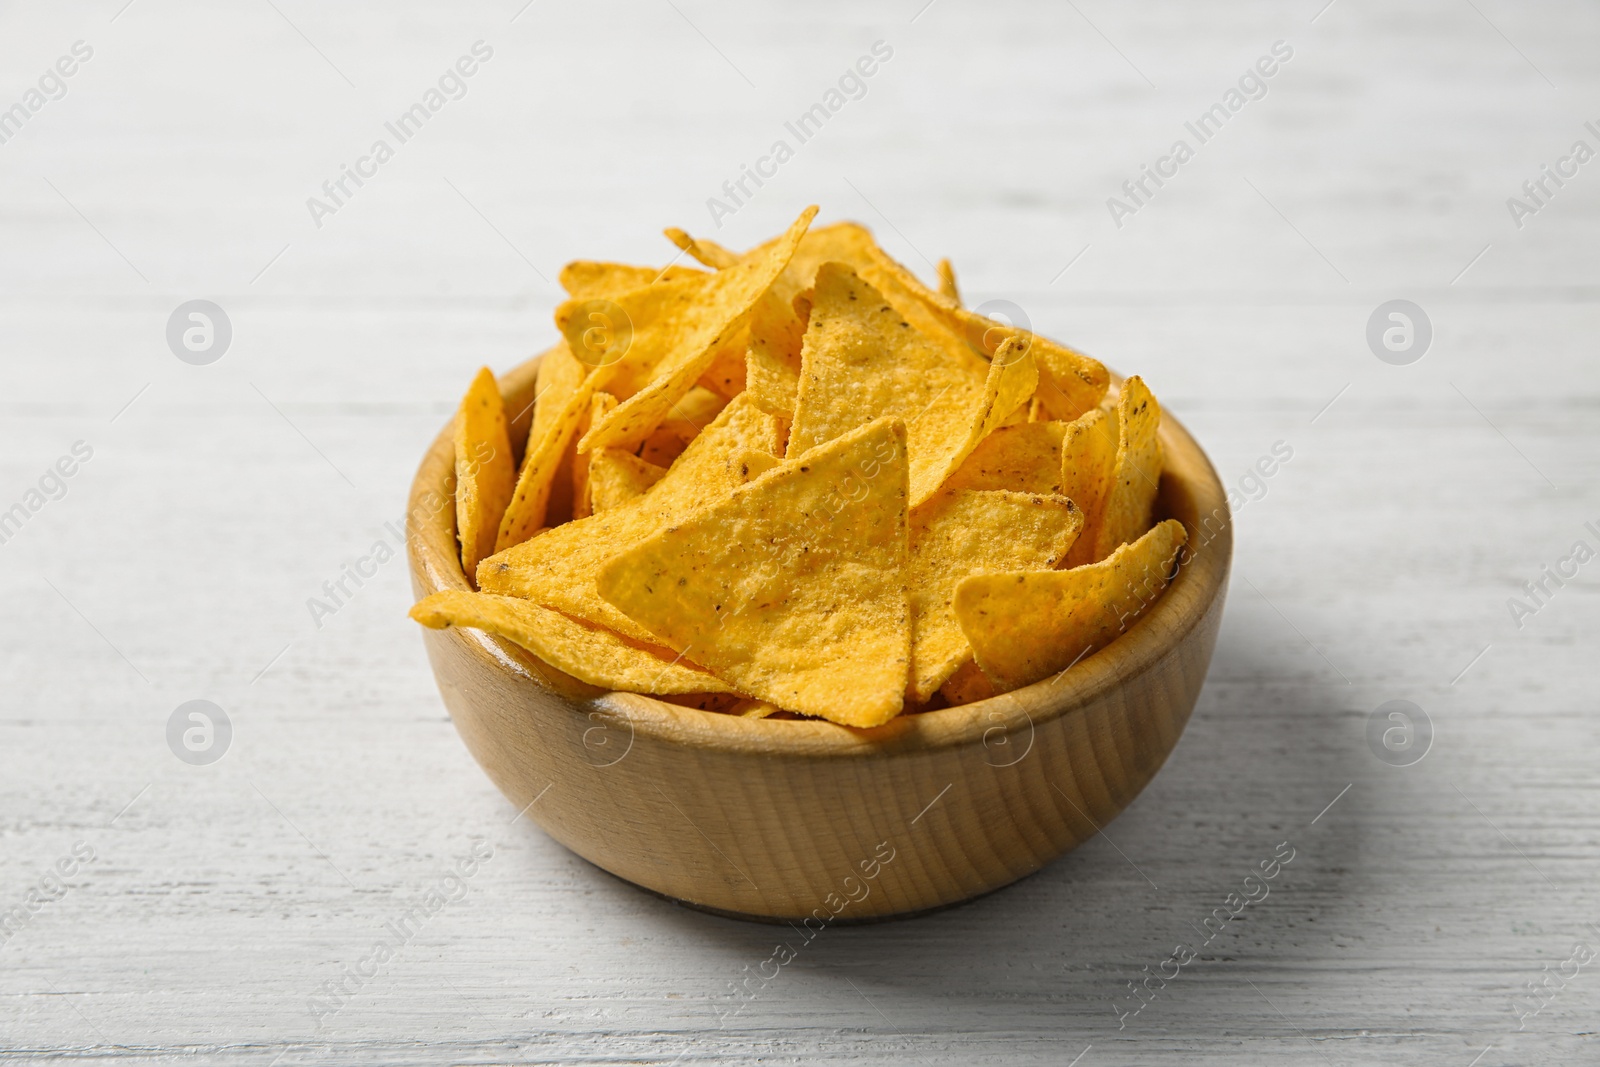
408,350,1232,922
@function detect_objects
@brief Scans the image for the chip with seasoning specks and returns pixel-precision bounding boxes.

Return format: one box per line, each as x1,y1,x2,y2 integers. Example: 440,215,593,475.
595,417,912,727
412,209,1185,726
410,590,730,694
453,367,515,578
906,488,1083,702
953,518,1188,694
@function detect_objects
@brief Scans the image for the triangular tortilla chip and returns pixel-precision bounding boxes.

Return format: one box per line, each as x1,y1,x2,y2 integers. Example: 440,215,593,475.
497,343,591,550
954,518,1187,693
454,367,515,578
790,263,1036,504
565,206,816,454
943,420,1067,495
936,257,960,303
664,227,738,269
1060,406,1120,567
1090,376,1162,561
588,449,667,513
674,220,960,419
697,343,747,398
409,591,731,695
595,417,911,727
862,242,1108,417
478,394,782,643
939,658,994,706
559,261,705,300
742,288,809,417
906,488,1083,702
571,391,618,519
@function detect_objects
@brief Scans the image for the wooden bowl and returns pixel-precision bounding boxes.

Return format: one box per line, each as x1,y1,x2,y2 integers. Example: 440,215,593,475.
408,349,1232,923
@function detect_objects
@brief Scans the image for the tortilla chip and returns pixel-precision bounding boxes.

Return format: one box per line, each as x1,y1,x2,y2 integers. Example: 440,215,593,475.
936,257,960,303
906,489,1083,702
954,518,1187,693
659,385,730,446
742,289,809,418
453,367,516,578
478,394,782,643
497,344,592,549
943,420,1067,495
732,700,781,719
1060,407,1120,567
588,449,667,513
409,591,731,695
571,392,618,519
1090,376,1162,561
663,227,738,269
790,263,1035,505
698,342,747,398
861,242,1108,416
1029,342,1109,421
559,261,706,300
939,658,994,706
595,417,911,727
568,206,816,454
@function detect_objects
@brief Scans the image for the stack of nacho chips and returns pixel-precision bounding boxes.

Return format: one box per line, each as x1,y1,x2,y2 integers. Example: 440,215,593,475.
414,207,1187,728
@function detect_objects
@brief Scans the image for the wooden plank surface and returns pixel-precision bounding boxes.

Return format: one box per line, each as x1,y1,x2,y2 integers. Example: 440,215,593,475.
1,0,1597,1063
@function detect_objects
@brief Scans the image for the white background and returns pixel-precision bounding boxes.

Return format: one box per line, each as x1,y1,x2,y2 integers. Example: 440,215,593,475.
1,1,1597,1063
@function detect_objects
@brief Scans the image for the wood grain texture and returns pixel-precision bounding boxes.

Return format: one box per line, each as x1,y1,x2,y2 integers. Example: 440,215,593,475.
409,354,1231,921
2,0,1599,1063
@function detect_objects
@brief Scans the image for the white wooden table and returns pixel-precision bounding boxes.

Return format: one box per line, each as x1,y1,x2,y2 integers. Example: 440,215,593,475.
2,1,1597,1063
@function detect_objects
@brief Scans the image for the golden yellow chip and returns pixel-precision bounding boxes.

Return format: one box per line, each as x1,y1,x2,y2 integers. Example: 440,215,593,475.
732,699,781,719
595,417,911,727
954,518,1187,694
663,227,738,269
453,367,516,578
632,384,730,467
566,206,816,454
409,591,731,695
790,263,1035,505
943,420,1067,495
571,391,617,520
697,342,747,399
496,343,592,550
478,394,782,643
587,449,667,513
658,385,730,446
559,261,705,300
936,257,960,303
861,242,1109,418
1060,406,1120,567
671,220,970,419
1090,376,1162,561
742,288,809,418
939,658,994,706
906,488,1083,702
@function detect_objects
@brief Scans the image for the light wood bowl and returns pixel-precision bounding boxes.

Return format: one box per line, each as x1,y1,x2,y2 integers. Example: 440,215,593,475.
408,349,1231,923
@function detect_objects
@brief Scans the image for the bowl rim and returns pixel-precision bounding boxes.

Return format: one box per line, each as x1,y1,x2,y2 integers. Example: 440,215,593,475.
408,347,1232,758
